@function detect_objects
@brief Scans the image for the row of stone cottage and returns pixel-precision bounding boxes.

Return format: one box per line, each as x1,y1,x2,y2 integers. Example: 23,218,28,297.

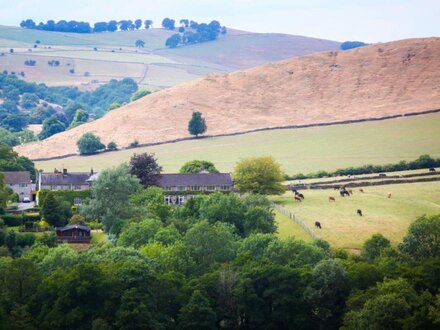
2,168,234,205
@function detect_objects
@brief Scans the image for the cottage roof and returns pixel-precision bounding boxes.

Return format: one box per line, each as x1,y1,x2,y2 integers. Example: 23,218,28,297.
56,225,91,232
157,173,233,186
41,172,91,186
2,171,31,184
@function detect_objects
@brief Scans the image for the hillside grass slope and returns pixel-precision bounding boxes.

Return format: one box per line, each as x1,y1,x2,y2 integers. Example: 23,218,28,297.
18,37,440,160
34,113,440,174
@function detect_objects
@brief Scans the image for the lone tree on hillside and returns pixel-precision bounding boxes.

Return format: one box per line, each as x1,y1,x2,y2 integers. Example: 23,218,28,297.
77,132,105,155
129,152,162,187
188,111,207,137
233,156,285,195
135,39,145,48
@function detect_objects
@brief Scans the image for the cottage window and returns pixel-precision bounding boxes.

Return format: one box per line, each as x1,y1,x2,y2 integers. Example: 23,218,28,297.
74,185,81,190
206,185,215,191
192,186,201,191
50,185,57,190
178,195,185,205
177,186,186,191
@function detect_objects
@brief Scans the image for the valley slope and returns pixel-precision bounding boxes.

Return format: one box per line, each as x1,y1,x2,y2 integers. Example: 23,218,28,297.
16,37,440,160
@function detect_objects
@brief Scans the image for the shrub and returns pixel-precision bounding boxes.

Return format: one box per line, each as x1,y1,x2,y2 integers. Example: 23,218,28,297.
1,214,23,226
77,132,105,155
129,140,139,148
107,141,117,151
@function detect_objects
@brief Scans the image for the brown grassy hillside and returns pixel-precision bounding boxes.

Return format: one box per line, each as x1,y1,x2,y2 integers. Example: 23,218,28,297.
16,37,440,160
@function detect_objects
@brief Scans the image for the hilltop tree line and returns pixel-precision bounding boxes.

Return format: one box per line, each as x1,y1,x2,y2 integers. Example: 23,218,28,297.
164,19,227,48
0,73,145,146
0,157,439,328
340,41,367,50
20,19,153,33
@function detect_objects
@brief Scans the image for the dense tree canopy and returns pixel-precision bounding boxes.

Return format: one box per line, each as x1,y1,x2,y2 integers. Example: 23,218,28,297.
0,144,36,179
129,152,162,187
179,160,219,173
233,156,285,195
81,164,141,233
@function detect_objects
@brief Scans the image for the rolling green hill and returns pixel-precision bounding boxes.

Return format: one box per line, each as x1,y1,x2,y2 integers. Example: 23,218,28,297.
0,25,340,89
34,113,440,175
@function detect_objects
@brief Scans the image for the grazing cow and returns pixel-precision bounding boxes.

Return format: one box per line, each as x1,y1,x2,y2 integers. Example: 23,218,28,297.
379,173,387,177
348,189,353,195
294,196,302,202
329,196,336,202
340,190,350,197
357,209,363,216
429,168,436,172
315,221,322,229
359,188,364,193
388,193,392,198
296,192,305,199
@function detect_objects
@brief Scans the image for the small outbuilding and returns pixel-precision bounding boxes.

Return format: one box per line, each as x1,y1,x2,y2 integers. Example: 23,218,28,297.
55,224,91,243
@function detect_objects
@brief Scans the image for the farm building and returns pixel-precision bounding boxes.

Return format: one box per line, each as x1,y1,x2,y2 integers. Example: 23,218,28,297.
55,224,91,243
1,171,35,202
37,168,95,191
157,173,234,205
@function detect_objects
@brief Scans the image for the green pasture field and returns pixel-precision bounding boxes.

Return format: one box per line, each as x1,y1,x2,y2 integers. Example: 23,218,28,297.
274,210,314,242
271,181,440,250
35,113,440,174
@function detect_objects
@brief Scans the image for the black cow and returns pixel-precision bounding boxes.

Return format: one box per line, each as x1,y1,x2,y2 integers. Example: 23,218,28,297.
357,209,363,216
296,192,305,199
315,221,322,229
340,190,350,197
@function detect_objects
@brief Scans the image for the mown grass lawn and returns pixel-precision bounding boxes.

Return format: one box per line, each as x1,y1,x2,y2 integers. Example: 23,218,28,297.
271,181,440,250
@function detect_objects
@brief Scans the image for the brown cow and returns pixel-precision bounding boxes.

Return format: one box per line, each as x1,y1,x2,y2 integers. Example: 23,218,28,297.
348,189,353,195
359,188,364,193
329,196,336,202
294,196,302,202
388,193,392,198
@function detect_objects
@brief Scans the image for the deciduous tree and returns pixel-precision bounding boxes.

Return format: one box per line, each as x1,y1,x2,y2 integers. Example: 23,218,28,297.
233,156,285,195
76,132,105,155
129,152,162,187
188,111,207,137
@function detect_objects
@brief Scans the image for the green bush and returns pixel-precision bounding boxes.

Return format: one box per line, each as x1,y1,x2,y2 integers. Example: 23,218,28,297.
1,214,23,226
37,190,91,206
87,220,103,230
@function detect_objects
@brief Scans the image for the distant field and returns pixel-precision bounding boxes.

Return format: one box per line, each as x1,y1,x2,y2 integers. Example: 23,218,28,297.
0,25,340,89
271,181,440,250
30,50,175,64
35,113,440,175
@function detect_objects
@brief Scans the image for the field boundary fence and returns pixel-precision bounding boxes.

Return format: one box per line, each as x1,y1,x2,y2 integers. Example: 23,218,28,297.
271,202,318,240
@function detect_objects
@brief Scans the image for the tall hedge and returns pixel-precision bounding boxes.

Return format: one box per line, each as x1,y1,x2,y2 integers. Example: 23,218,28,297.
37,190,91,206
